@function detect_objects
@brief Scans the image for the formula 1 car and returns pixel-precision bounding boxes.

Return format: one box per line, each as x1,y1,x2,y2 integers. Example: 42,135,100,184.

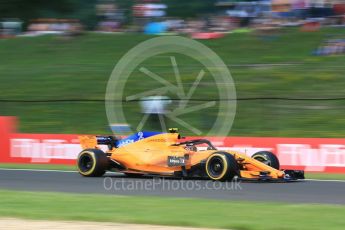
77,128,304,181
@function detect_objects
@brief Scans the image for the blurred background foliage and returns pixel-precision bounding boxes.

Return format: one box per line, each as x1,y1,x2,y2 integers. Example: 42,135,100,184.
0,0,220,29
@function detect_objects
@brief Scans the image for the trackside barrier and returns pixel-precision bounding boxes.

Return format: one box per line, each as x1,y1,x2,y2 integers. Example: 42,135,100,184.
0,116,345,173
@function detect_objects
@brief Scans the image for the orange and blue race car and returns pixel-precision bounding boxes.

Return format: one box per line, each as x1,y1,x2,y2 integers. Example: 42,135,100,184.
77,128,304,181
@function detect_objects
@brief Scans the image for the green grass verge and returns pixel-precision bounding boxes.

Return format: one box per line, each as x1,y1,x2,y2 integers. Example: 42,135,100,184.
0,189,344,230
306,173,345,181
0,28,345,137
1,163,345,180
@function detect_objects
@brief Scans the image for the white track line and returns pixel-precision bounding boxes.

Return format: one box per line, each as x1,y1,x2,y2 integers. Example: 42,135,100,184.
0,168,122,175
0,168,77,173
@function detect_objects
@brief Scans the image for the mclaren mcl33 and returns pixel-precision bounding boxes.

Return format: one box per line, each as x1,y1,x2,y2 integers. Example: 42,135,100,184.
77,129,304,181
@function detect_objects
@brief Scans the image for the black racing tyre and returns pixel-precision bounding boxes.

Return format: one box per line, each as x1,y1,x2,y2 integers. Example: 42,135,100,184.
252,151,280,170
77,149,109,177
205,152,239,181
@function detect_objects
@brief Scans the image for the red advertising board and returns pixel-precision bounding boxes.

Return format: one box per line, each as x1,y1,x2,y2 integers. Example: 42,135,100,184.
1,116,345,173
9,133,80,165
0,116,16,163
186,136,345,173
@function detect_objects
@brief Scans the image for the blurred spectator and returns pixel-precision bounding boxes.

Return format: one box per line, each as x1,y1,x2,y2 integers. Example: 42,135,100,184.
164,18,185,33
96,1,125,32
144,21,167,34
313,39,345,56
26,19,83,37
0,19,22,38
132,1,167,32
291,0,307,19
2,0,345,37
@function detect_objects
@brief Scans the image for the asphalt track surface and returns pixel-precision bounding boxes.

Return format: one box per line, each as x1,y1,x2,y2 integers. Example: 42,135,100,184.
1,169,345,204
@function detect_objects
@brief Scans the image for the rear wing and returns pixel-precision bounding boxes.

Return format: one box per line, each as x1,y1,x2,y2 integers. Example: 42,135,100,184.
79,129,176,150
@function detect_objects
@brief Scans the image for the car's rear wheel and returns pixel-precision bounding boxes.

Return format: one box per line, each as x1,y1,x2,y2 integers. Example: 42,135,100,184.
77,149,109,177
252,151,280,170
205,152,239,181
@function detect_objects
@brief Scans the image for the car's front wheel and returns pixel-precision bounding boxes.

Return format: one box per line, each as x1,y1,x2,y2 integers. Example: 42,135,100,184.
205,152,239,181
77,149,109,177
252,151,280,170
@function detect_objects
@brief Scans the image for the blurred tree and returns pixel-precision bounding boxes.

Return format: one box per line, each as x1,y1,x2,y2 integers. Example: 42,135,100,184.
0,0,220,29
0,0,76,21
162,0,216,18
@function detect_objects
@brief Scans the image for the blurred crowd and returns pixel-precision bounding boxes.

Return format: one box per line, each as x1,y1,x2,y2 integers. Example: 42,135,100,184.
1,0,345,38
313,38,345,55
